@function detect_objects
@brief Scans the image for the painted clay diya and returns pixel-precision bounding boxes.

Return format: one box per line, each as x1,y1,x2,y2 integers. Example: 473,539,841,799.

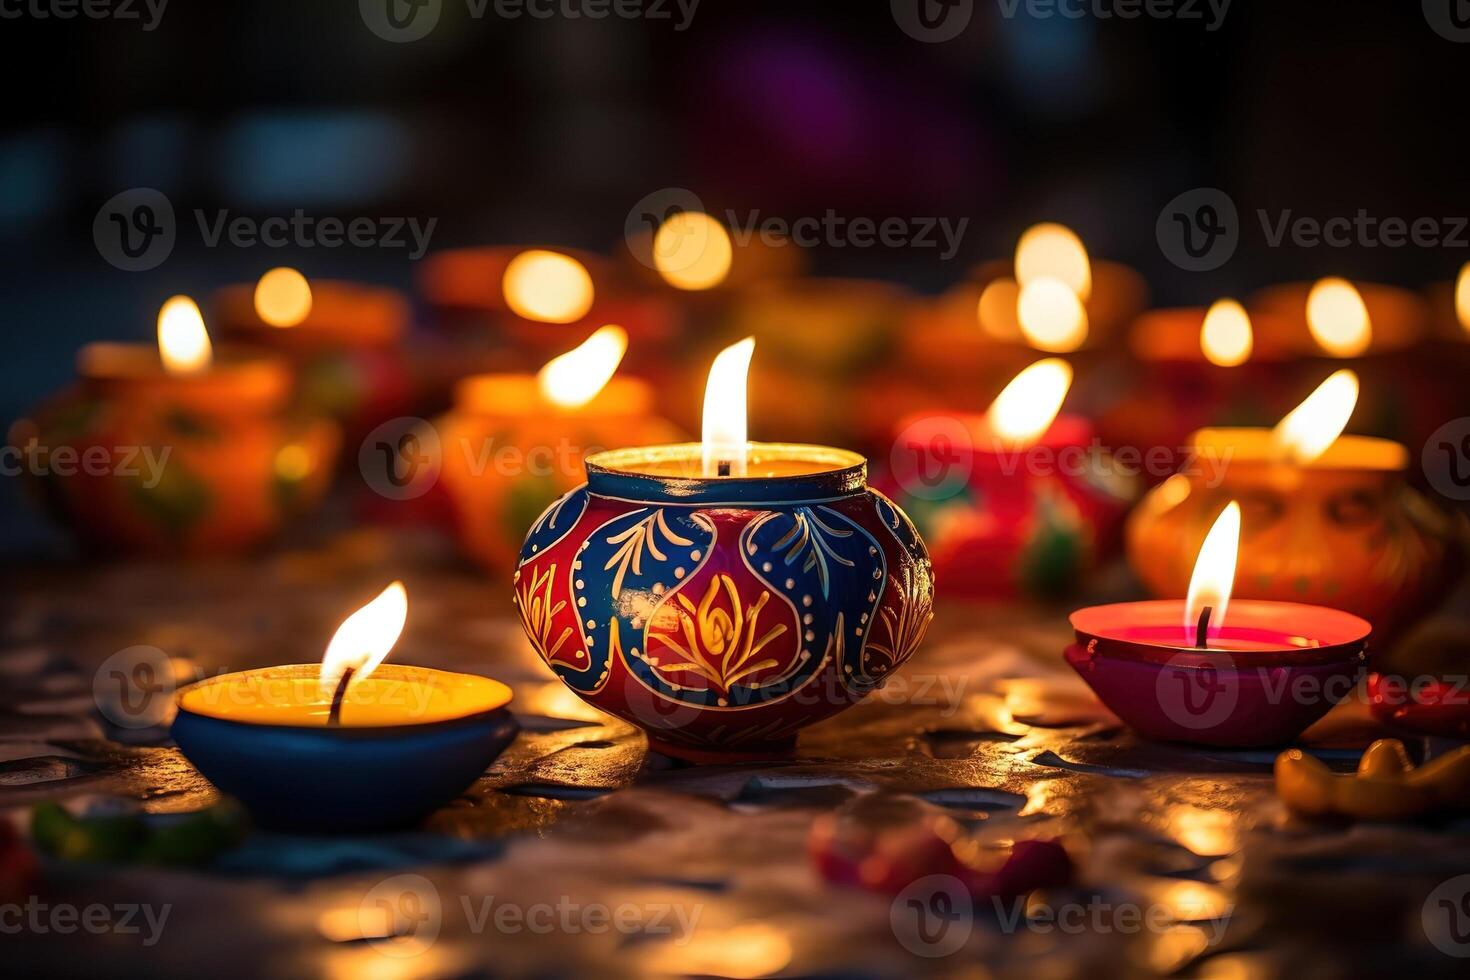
13,338,338,556
513,442,935,762
1127,429,1452,635
1065,599,1370,747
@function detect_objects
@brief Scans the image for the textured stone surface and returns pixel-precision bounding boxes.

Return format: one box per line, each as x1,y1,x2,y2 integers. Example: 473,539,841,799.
3,529,1469,978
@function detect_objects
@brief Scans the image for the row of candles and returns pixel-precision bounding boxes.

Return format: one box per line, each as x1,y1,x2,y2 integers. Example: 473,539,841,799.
12,214,1469,826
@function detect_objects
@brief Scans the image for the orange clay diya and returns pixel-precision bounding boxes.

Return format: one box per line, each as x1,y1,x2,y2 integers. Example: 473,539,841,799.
438,326,682,571
212,269,414,444
884,359,1135,599
1127,371,1452,636
12,297,337,556
512,339,935,762
1275,739,1470,822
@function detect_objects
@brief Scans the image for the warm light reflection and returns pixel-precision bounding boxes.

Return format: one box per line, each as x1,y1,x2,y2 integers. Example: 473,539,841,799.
1017,277,1089,352
536,325,628,408
986,358,1072,446
641,924,793,979
502,250,595,324
1184,502,1240,646
1200,299,1253,367
319,582,409,697
1306,278,1371,357
1456,262,1470,335
157,296,213,375
701,337,755,477
254,267,313,328
1271,369,1360,465
1015,222,1092,300
654,211,733,291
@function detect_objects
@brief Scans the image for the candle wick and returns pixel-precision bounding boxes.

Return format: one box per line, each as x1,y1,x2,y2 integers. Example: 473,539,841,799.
328,667,355,726
717,459,732,477
1195,606,1213,650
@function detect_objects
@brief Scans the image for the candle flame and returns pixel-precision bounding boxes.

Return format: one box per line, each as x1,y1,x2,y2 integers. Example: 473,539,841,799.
1200,299,1253,367
986,358,1073,446
1271,369,1360,465
1015,222,1092,301
319,582,408,697
701,337,755,477
536,325,628,408
1017,277,1089,352
253,267,313,328
1184,502,1240,646
1306,278,1371,357
157,296,213,375
654,211,733,291
1456,262,1470,335
503,250,595,324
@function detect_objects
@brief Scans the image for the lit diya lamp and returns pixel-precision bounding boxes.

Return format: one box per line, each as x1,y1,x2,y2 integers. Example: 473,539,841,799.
1098,300,1301,482
10,297,338,555
1251,277,1426,358
212,269,415,443
885,359,1135,599
437,325,682,570
512,339,935,763
1126,370,1453,635
1069,502,1371,747
1424,260,1470,341
172,583,517,832
417,245,681,379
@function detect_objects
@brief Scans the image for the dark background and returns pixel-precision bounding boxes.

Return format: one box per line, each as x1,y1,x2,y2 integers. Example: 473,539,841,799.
2,0,1467,550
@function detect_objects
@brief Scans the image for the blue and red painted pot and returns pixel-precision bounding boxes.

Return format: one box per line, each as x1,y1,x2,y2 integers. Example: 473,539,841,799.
513,444,936,762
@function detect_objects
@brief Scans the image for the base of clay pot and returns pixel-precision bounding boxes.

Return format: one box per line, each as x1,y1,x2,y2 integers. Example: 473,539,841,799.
645,736,797,765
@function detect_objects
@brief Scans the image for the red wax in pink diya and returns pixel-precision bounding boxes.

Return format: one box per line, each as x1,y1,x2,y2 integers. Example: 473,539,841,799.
1067,503,1371,747
884,359,1135,599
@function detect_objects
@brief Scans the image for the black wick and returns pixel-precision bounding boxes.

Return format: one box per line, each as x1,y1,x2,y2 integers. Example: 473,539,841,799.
328,667,355,726
1195,606,1214,650
717,460,732,477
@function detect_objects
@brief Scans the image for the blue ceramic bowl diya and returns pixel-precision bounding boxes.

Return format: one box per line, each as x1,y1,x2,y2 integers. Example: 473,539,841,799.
172,665,518,833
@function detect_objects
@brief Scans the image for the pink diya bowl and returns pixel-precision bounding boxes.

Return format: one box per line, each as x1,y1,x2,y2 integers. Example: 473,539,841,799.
1065,600,1370,747
513,443,935,763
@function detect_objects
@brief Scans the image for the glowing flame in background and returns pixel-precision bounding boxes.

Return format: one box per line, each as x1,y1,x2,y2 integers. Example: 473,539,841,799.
536,325,629,409
157,296,213,375
986,358,1073,446
1272,369,1360,465
1200,299,1253,367
1015,222,1092,301
1017,277,1089,352
1306,278,1371,357
654,211,733,291
253,267,314,328
502,250,595,324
